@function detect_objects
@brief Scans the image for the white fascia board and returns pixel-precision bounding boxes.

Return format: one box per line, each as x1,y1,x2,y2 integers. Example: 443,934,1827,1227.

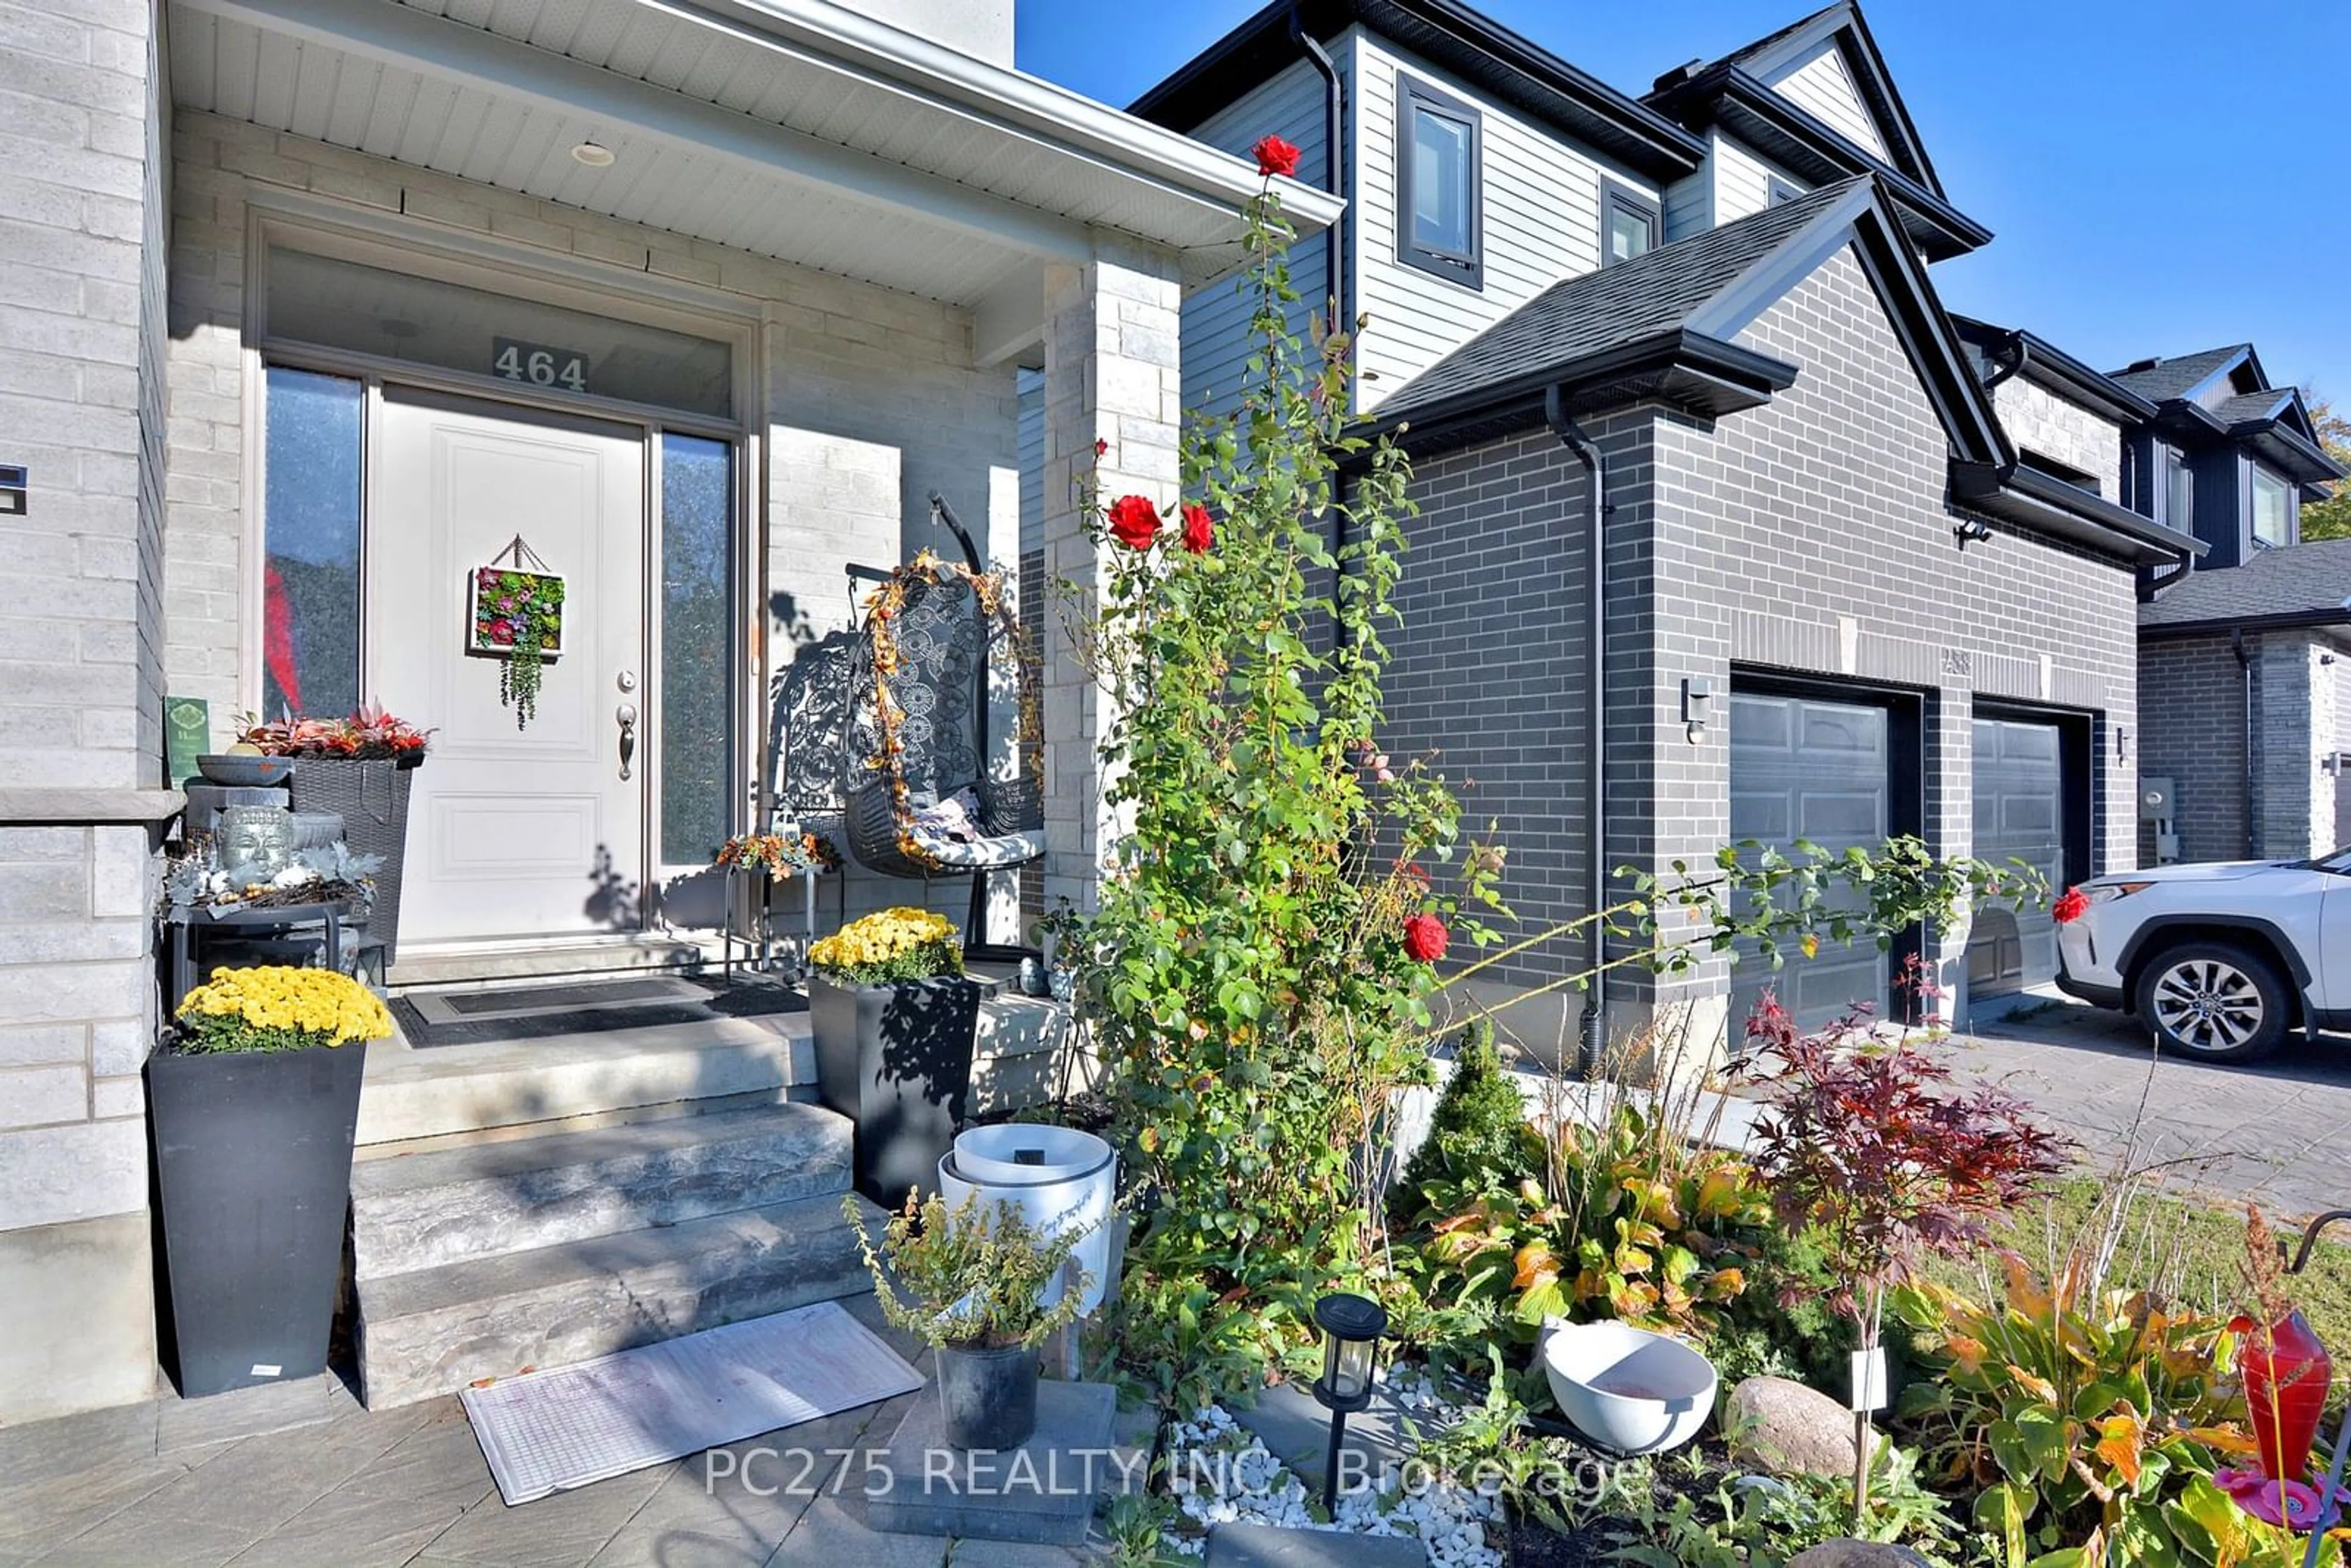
695,0,1348,236
179,0,1098,263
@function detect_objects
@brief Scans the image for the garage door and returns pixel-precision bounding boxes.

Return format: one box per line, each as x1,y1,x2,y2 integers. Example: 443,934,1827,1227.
1729,693,1889,1031
1968,717,2065,995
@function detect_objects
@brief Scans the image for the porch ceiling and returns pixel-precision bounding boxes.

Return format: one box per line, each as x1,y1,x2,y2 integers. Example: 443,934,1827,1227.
167,0,1338,310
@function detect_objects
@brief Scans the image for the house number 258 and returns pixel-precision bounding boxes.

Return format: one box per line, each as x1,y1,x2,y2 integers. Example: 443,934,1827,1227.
492,337,590,394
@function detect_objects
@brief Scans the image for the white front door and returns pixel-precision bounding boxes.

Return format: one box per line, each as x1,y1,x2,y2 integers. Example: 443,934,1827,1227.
369,388,647,949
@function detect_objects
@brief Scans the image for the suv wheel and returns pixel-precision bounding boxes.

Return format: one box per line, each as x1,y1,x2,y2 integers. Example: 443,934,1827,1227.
2132,942,2292,1063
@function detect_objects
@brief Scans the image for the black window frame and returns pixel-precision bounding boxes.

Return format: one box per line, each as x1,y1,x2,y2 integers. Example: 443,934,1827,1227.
1395,74,1483,290
2251,463,2293,550
1599,179,1661,268
2162,446,2193,535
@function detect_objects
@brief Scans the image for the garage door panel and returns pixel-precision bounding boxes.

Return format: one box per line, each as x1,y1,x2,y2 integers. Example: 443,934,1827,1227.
1730,692,1890,1032
1968,716,2065,996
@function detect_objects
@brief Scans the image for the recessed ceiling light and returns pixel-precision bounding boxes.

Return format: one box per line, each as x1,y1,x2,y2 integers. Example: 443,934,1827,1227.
571,141,615,168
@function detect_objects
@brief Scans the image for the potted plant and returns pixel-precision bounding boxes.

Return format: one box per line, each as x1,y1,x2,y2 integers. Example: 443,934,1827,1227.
146,965,394,1398
239,705,429,964
844,1187,1091,1450
808,906,980,1201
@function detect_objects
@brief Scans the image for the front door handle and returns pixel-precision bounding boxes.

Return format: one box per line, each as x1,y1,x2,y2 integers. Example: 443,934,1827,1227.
617,702,638,781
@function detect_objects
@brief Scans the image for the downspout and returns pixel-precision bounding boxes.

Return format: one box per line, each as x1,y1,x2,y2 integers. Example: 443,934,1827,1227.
1545,386,1608,1071
2233,628,2257,859
1291,6,1354,660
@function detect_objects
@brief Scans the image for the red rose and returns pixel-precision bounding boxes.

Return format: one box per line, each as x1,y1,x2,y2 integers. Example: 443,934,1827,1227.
2052,887,2090,925
1251,135,1301,179
1180,502,1213,555
1402,913,1449,964
1106,494,1161,550
1093,437,1109,459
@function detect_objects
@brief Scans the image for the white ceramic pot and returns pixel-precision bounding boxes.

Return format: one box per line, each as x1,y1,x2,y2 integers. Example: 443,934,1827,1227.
1542,1320,1716,1456
936,1125,1116,1314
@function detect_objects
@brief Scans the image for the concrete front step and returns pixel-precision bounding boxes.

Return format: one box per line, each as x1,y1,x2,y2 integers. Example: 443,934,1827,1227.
357,1011,812,1146
354,1188,886,1408
350,1102,853,1281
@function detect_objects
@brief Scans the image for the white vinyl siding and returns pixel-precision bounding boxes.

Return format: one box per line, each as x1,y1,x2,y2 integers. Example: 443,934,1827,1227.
1177,58,1333,421
1351,32,1648,412
1714,133,1806,225
1765,39,1888,160
1662,169,1711,242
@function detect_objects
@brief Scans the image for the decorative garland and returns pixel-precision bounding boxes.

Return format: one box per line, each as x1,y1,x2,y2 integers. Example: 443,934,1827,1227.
862,550,1041,865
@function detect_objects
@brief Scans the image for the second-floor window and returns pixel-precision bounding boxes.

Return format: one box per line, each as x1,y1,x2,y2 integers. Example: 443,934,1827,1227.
1397,76,1482,288
2164,448,2193,534
1601,182,1659,266
2252,467,2292,548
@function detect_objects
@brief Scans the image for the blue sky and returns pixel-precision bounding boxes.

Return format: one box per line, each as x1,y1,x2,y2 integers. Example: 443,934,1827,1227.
1016,1,2350,403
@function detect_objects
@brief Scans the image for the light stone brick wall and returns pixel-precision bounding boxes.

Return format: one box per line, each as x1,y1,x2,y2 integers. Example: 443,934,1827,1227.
1989,375,2124,500
1038,238,1183,915
165,110,1029,932
0,0,172,1423
2256,632,2330,860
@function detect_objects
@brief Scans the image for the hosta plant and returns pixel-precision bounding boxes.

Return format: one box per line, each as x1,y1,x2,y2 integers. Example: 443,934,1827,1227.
1894,1255,2267,1566
1410,1113,1774,1339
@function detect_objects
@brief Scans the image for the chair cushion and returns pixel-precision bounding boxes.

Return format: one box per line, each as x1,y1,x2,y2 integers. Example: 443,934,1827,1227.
904,822,1046,869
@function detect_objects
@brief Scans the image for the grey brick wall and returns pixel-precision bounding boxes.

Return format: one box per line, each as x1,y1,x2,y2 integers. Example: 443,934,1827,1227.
1989,376,2123,499
2138,635,2247,863
1386,246,2143,1054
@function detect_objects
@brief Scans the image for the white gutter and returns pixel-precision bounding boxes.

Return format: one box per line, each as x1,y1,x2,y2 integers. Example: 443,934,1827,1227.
686,0,1348,235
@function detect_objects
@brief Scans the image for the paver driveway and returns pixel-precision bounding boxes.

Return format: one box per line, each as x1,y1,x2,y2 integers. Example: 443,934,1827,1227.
1940,997,2351,1222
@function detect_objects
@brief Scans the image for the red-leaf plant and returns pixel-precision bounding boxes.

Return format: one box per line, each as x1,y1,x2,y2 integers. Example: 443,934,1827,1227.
1747,994,2069,1526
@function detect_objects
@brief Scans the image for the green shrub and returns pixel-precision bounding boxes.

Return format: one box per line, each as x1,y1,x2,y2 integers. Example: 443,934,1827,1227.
1392,1019,1543,1224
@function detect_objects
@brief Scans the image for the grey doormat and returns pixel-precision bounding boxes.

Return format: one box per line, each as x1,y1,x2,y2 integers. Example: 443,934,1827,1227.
391,975,805,1048
460,1301,924,1505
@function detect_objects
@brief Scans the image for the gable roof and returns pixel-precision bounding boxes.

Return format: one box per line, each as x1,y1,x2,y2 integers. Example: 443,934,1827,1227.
1129,0,1704,182
2109,345,2255,403
1375,179,1857,424
1368,173,2196,565
1641,7,1988,261
1679,2,1941,194
2140,538,2351,636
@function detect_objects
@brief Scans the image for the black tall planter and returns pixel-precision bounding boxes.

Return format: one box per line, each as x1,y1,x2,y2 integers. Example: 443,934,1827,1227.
809,974,980,1204
288,756,416,964
146,1041,367,1398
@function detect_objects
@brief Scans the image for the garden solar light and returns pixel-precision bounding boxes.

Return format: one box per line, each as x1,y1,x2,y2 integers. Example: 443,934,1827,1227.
1310,1291,1388,1511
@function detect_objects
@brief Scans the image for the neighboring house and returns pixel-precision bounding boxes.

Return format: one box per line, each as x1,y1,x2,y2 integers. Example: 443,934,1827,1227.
0,0,1334,1424
2109,347,2349,864
1134,1,2199,1050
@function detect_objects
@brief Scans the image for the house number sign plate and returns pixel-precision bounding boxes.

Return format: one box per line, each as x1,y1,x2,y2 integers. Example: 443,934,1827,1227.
492,337,591,394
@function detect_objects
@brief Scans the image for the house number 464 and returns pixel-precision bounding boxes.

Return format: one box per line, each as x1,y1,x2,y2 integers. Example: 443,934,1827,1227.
492,337,590,394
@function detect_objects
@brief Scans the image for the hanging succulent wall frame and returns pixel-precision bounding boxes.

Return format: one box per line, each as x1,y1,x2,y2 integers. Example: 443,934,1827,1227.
468,538,566,729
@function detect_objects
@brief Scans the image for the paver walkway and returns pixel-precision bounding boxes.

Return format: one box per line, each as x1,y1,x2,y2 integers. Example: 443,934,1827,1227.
1939,996,2351,1221
0,1296,1134,1567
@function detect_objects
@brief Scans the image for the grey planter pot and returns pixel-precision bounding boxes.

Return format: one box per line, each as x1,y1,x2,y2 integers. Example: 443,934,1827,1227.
808,973,979,1205
146,1040,367,1398
287,756,418,964
937,1343,1038,1451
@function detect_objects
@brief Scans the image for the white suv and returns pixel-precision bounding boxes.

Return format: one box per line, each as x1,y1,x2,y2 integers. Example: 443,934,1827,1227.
2055,847,2351,1062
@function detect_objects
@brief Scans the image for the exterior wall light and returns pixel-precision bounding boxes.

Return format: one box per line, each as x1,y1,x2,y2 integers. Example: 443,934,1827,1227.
1682,678,1712,743
1310,1292,1388,1510
0,464,24,517
1953,518,1993,550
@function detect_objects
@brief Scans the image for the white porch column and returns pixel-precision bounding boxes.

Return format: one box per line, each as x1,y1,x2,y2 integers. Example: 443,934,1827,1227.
1038,236,1183,913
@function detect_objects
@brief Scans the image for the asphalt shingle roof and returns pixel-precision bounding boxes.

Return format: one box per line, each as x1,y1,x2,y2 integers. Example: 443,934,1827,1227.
2140,538,2351,629
1376,177,1865,420
2215,388,2295,426
2109,345,2248,403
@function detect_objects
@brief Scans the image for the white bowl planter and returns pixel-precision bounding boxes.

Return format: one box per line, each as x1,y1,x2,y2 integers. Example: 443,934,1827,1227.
1541,1320,1716,1456
936,1124,1116,1313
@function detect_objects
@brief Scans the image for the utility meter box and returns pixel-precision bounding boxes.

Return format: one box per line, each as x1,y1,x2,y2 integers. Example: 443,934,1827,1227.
2139,777,2175,822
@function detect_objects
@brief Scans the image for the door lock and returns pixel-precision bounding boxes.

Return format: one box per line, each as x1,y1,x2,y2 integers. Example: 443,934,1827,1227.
617,670,639,692
616,702,638,780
